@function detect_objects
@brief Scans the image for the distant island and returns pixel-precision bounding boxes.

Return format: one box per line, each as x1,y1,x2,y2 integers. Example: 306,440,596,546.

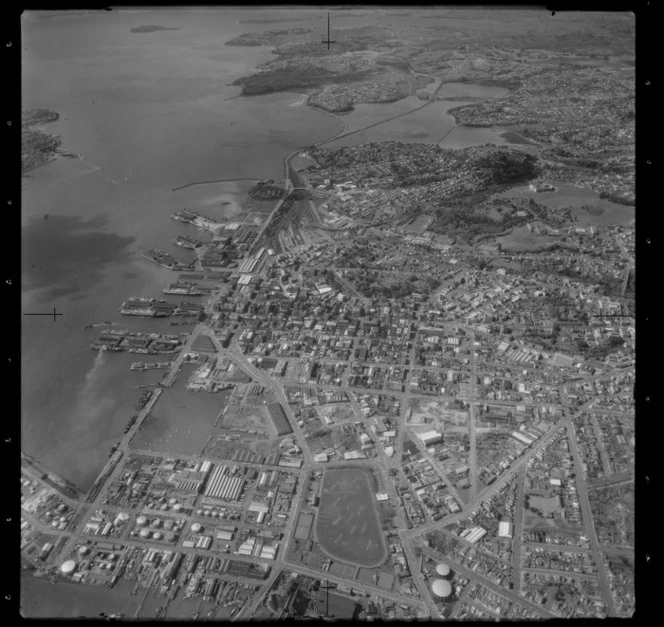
22,108,62,173
130,25,181,33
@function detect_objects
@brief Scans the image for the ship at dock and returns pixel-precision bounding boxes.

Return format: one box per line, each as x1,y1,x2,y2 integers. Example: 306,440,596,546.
91,330,184,354
173,235,202,249
171,208,222,232
140,248,177,269
130,361,172,371
120,297,177,318
141,248,193,272
162,282,204,296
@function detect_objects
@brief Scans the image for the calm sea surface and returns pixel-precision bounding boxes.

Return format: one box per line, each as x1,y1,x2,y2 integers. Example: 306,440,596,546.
21,8,633,618
21,9,342,492
21,8,632,497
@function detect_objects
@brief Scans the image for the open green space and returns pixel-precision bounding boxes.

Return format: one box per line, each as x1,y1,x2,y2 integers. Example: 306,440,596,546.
315,467,386,567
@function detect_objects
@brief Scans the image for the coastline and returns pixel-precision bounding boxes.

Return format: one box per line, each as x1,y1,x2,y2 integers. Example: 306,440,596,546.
22,154,60,175
21,73,345,500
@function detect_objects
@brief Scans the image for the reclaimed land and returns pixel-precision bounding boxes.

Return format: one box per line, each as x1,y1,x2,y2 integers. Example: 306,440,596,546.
315,467,386,567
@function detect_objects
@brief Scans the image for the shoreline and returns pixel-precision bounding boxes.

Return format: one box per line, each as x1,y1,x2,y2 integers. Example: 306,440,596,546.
22,154,60,175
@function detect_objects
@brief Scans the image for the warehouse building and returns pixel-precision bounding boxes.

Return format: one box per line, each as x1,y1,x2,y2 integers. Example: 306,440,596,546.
203,465,245,501
294,512,314,541
266,403,293,436
498,521,513,538
419,430,443,446
219,558,269,580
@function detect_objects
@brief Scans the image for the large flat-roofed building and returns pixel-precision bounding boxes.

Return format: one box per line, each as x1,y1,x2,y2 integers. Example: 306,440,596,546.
294,512,314,541
203,465,244,501
266,402,293,436
419,430,443,446
498,521,513,538
220,558,269,580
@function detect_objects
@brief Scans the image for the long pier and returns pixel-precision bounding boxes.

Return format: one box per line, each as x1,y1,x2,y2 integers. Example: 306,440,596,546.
171,178,262,192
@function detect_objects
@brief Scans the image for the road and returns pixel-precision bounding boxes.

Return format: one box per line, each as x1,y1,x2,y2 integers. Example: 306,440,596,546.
280,558,429,610
418,545,555,618
23,99,634,620
314,76,446,149
468,330,478,500
565,421,617,616
510,468,527,593
405,419,564,540
405,425,464,506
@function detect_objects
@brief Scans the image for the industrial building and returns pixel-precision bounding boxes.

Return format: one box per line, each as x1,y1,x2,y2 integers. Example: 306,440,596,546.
419,430,443,446
294,512,314,541
266,402,293,436
460,526,487,544
203,465,245,501
498,521,513,538
219,558,269,580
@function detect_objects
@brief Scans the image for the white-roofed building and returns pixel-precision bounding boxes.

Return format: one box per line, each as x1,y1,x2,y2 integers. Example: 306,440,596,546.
498,521,513,538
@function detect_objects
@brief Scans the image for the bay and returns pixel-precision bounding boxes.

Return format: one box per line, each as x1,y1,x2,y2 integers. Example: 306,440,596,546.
21,9,341,492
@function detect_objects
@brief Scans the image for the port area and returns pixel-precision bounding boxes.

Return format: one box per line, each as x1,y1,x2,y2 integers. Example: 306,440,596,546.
90,330,185,354
120,298,205,319
130,362,172,371
129,364,233,456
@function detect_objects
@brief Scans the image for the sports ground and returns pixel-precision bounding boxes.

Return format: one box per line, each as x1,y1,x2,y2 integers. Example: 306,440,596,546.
315,467,386,567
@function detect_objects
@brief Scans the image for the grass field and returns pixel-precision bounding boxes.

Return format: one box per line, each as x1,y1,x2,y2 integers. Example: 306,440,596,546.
315,468,386,567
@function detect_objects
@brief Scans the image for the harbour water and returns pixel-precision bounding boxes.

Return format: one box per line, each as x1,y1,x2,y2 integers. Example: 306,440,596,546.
21,9,342,492
21,9,632,497
324,84,512,150
21,8,634,619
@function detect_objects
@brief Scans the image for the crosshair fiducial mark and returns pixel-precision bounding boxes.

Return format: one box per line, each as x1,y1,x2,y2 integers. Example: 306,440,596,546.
321,13,337,50
23,306,64,322
319,578,334,617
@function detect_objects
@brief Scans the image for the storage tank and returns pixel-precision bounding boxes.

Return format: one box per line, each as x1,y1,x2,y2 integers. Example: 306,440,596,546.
78,546,90,556
166,531,176,543
139,528,151,539
436,563,451,577
136,516,148,526
173,504,182,512
60,560,77,575
152,518,161,528
163,519,174,530
431,579,452,599
169,498,177,505
153,532,162,541
191,522,202,533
